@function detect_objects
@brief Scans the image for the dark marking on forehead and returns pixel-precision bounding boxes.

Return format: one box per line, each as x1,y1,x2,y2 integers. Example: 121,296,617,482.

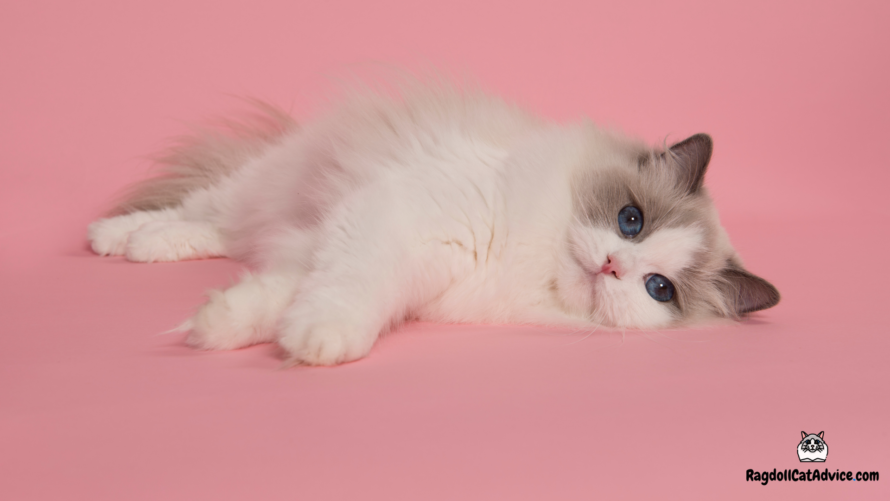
573,162,717,246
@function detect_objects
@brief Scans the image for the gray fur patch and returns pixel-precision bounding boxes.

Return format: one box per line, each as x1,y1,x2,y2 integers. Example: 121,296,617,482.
108,99,297,216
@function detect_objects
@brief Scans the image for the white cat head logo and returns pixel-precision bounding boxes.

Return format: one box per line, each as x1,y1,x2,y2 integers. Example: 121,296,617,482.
797,431,828,462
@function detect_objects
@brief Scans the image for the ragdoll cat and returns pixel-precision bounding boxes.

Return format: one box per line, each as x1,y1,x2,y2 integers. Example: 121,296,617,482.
88,82,780,365
798,431,828,462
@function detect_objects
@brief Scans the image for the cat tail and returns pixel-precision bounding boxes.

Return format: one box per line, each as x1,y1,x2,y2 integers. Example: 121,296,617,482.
107,99,298,216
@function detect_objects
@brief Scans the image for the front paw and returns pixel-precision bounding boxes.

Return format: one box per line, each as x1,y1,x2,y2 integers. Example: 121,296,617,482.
278,317,378,366
88,218,134,256
184,289,275,350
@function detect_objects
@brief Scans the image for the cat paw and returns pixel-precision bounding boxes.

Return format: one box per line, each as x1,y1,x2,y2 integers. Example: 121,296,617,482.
125,221,224,262
87,209,181,257
185,288,276,350
88,218,135,256
278,318,377,366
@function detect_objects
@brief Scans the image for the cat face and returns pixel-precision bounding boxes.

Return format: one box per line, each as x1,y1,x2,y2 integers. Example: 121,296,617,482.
799,432,826,453
798,431,828,461
557,133,780,328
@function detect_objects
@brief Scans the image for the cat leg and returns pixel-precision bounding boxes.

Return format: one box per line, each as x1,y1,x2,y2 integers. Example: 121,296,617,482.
91,210,226,262
88,208,182,256
277,271,398,365
124,220,226,262
184,227,317,350
276,203,463,365
185,271,301,350
278,252,463,365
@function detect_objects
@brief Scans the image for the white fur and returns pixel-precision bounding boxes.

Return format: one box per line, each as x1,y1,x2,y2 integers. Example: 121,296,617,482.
88,207,226,262
560,225,704,327
186,272,300,349
90,88,714,364
88,208,181,256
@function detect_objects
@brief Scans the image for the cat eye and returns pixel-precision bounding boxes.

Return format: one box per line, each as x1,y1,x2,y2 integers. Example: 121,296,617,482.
617,206,643,237
645,274,674,302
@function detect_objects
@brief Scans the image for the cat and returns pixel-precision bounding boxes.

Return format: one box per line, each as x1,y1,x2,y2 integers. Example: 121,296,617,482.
798,431,828,462
88,81,780,365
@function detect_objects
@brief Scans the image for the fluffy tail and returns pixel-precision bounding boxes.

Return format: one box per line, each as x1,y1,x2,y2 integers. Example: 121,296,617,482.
108,99,297,216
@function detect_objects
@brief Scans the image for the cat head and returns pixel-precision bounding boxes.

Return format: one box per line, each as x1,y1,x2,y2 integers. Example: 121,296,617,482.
799,431,827,453
557,132,779,328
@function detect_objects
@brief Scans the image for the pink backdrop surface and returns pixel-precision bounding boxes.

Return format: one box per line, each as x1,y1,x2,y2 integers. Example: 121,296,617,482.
2,1,888,499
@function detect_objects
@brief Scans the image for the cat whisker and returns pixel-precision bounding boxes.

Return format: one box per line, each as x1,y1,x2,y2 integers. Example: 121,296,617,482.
642,331,682,355
562,325,599,346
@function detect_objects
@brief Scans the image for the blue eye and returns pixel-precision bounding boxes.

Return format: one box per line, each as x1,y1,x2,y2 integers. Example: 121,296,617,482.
645,274,674,302
618,206,643,237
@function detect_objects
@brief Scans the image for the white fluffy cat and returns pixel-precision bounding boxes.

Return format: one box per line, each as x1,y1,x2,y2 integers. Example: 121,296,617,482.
88,82,779,365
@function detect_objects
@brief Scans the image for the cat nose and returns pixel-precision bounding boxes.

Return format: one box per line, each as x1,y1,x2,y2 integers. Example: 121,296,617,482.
600,255,623,279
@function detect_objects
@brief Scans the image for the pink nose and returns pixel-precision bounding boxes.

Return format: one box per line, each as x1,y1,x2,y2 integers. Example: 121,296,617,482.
600,255,622,279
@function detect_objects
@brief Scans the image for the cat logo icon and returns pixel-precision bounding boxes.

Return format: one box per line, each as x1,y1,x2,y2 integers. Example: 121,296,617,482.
798,431,828,462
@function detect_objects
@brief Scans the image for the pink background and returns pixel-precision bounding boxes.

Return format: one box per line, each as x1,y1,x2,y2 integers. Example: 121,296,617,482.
2,1,888,499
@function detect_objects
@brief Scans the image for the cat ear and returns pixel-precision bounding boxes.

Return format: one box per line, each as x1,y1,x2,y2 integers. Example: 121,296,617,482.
818,431,824,439
801,431,807,440
718,266,780,317
667,133,713,194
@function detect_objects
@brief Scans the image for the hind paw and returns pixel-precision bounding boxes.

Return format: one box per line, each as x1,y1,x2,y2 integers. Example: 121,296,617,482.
88,209,181,257
184,274,291,350
125,221,225,262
